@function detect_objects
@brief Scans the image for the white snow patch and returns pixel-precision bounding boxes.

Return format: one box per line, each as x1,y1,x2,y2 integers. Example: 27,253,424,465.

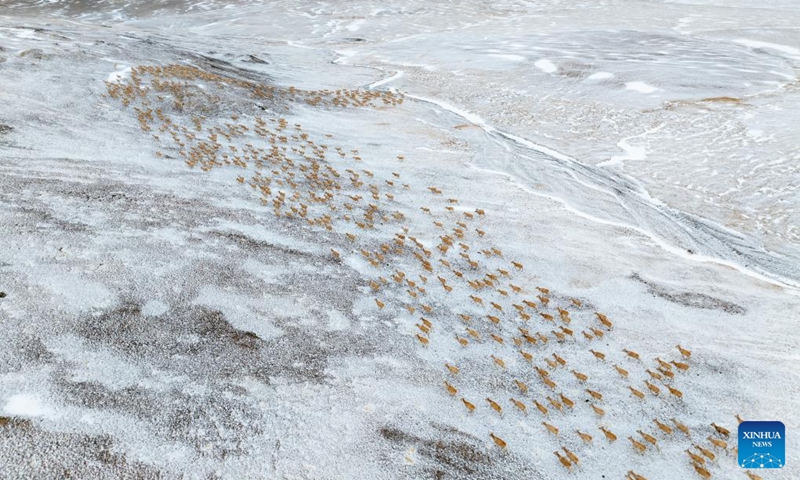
46,336,146,391
488,53,525,62
327,310,351,331
597,138,647,167
3,394,47,417
625,81,658,93
192,285,288,339
734,39,800,56
599,124,666,167
587,71,614,80
346,20,364,32
534,58,557,73
141,299,169,316
45,273,116,311
368,70,404,89
106,66,131,84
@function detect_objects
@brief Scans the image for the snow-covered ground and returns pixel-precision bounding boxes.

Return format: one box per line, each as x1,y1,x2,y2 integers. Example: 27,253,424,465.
1,1,798,479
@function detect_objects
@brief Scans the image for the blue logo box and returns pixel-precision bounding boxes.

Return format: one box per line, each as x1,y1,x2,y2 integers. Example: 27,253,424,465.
739,421,785,469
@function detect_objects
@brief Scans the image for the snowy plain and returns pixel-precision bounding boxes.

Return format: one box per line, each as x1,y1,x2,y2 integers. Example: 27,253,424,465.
1,1,799,479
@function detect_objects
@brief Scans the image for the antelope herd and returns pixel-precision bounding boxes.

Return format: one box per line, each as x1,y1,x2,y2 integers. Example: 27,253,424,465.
106,64,745,478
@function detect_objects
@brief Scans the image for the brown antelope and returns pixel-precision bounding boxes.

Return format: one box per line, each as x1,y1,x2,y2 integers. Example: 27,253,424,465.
627,472,647,480
445,363,459,375
654,419,673,435
520,350,533,362
553,353,566,366
554,451,571,470
666,385,683,398
671,360,690,371
576,430,593,443
623,349,641,360
559,393,574,409
487,398,503,414
644,381,660,396
587,389,603,401
489,433,507,449
512,379,529,394
572,370,588,382
537,333,549,344
534,400,548,416
736,414,745,424
638,430,658,447
590,327,604,338
462,398,476,412
562,446,579,465
629,437,647,454
595,312,613,328
543,422,559,436
692,462,711,479
694,444,715,461
646,369,663,381
655,357,672,370
686,449,705,464
591,404,605,416
707,435,727,450
711,423,730,437
491,355,506,369
629,386,646,400
444,382,457,395
416,334,429,346
673,418,690,436
614,365,629,378
510,398,527,414
590,349,606,361
599,426,617,442
547,396,562,411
